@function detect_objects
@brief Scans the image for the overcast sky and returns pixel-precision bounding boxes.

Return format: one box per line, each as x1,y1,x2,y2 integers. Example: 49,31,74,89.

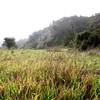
0,0,100,44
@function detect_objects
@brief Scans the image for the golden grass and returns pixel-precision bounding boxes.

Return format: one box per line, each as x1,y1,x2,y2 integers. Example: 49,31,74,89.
0,49,100,100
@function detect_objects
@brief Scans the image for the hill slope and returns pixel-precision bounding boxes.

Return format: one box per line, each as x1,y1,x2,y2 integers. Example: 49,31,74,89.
18,13,100,49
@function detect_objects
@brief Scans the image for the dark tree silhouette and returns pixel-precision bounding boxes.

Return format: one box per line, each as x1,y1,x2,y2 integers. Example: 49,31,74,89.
3,38,17,49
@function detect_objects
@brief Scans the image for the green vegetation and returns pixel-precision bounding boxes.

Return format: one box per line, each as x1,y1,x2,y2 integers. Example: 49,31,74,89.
75,31,100,50
0,49,100,100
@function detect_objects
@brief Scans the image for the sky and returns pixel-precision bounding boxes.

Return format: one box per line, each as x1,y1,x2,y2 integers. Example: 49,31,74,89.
0,0,100,44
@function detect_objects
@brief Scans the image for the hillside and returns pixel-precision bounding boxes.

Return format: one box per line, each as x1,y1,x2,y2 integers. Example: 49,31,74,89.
17,13,100,49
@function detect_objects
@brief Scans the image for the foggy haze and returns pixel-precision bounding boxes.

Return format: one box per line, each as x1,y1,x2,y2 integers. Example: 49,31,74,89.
0,0,100,44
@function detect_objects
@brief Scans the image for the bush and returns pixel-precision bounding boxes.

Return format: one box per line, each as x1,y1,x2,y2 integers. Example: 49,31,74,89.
75,31,100,51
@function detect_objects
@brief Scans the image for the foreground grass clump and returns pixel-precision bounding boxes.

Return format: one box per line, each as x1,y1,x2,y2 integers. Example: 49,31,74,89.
0,49,100,100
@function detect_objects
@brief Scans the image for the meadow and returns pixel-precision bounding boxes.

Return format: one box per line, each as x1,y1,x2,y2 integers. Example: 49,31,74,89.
0,49,100,100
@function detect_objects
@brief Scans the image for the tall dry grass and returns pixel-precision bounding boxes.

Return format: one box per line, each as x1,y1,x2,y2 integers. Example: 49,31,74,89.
0,49,100,100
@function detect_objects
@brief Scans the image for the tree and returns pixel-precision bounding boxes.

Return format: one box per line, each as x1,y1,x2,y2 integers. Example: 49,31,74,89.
2,37,17,49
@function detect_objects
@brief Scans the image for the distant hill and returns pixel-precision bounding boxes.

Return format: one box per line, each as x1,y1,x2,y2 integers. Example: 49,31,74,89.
17,39,28,49
18,13,100,49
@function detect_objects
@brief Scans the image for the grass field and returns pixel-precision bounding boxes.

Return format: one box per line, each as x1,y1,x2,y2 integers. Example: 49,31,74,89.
0,49,100,100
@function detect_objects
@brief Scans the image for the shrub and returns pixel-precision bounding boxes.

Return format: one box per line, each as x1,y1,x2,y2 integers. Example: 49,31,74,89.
75,31,100,50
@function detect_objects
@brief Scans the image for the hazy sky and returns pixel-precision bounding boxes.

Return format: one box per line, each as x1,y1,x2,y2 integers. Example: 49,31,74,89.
0,0,100,44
